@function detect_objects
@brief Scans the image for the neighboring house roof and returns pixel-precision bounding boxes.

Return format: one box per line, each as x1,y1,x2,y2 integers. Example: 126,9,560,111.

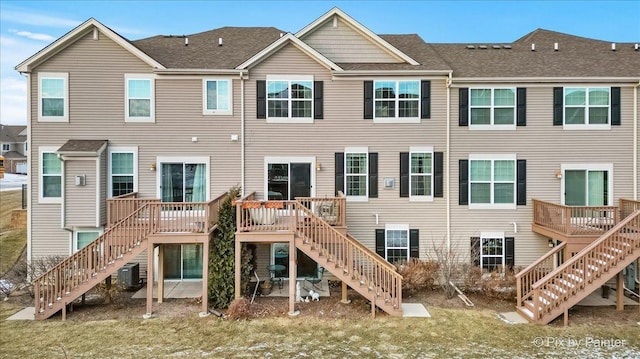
430,29,640,79
133,27,284,69
0,125,27,143
57,140,108,157
1,151,26,160
15,18,164,72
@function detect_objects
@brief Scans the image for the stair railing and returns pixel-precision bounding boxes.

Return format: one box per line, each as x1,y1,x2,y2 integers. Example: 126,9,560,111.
528,210,640,321
515,241,566,307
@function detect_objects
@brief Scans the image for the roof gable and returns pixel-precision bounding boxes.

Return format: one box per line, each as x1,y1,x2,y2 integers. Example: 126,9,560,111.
296,7,419,65
16,18,164,72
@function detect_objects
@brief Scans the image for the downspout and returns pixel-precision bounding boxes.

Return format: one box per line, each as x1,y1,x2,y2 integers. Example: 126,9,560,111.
240,72,246,197
24,72,32,266
446,71,452,251
634,81,639,200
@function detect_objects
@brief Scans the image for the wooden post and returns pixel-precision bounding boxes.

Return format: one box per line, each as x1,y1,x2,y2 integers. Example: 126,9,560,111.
341,281,350,304
202,238,209,314
146,244,154,316
616,271,624,311
563,309,568,327
158,245,164,304
234,238,241,299
371,294,376,318
288,237,298,315
105,276,112,304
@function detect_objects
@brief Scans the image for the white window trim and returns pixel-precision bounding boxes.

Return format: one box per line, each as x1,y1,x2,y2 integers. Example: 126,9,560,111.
468,153,517,210
468,87,516,130
1,144,10,152
385,224,410,262
560,163,614,205
265,74,314,124
108,146,138,198
409,146,434,202
39,146,63,204
263,156,317,200
202,78,233,116
125,74,155,123
38,72,69,122
373,79,421,124
563,86,611,130
155,156,210,201
345,146,368,202
72,227,104,253
479,231,505,271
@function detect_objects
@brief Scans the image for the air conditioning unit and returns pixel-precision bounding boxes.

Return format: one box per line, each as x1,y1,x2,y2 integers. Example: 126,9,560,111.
117,262,140,290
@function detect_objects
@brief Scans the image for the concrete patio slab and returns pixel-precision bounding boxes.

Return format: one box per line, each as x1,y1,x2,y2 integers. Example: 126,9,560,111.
132,281,202,299
497,311,529,324
401,303,431,318
577,288,638,306
6,307,34,321
260,279,330,298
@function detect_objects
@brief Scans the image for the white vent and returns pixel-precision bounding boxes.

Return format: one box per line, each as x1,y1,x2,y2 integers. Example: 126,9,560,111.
218,37,223,46
479,45,488,49
75,175,86,186
554,42,558,51
492,45,501,49
466,45,475,49
185,37,189,46
635,44,639,51
611,43,616,51
503,45,512,49
531,43,535,51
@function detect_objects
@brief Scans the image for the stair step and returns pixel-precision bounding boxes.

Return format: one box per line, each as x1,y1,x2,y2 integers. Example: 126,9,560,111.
565,273,584,282
517,306,534,319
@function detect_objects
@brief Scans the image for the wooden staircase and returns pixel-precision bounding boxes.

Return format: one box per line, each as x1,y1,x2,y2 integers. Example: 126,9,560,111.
291,200,402,316
33,203,156,320
516,210,640,324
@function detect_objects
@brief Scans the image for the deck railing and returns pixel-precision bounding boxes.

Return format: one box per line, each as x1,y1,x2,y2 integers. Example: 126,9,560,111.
296,192,346,227
515,241,566,307
527,210,640,322
107,193,160,227
620,198,640,220
532,199,619,236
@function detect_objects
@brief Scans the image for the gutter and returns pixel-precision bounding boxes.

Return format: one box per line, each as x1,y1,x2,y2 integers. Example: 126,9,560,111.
332,69,452,78
153,68,245,76
446,71,453,251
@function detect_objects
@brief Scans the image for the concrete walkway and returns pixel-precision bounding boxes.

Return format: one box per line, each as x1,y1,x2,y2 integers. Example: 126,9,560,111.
7,307,34,321
132,281,203,299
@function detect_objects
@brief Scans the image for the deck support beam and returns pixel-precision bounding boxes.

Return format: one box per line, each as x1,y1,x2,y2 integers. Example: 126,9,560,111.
146,244,154,316
234,237,241,299
288,237,298,315
158,245,164,304
341,281,350,304
616,271,624,311
202,237,210,314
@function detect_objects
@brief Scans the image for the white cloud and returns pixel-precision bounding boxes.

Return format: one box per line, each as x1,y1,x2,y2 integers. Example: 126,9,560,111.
9,30,55,42
0,9,80,28
0,76,27,125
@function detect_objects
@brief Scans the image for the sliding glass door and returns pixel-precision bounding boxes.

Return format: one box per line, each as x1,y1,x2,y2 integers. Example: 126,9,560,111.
564,169,609,206
161,163,206,202
163,244,203,280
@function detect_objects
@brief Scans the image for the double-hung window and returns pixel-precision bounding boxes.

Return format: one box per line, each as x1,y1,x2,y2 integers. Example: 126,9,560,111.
2,144,9,152
109,148,137,197
202,78,232,115
564,87,609,126
471,233,514,272
470,88,515,127
385,225,409,263
410,149,433,200
469,154,516,209
345,149,368,200
125,74,154,122
73,229,103,252
374,80,419,121
39,72,68,122
40,147,62,203
266,76,313,121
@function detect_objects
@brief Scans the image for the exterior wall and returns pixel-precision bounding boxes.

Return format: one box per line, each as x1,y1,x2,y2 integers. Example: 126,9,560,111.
245,44,449,259
301,17,400,63
64,159,97,227
449,84,637,266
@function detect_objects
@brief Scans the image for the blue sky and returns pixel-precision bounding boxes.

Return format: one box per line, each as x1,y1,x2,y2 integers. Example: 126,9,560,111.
1,0,639,125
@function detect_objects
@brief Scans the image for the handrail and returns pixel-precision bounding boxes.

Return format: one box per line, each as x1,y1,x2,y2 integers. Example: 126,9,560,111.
620,198,640,219
527,210,640,321
532,199,619,236
515,242,566,306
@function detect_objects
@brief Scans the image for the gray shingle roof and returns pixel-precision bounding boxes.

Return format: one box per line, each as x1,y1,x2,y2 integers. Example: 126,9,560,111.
57,140,108,156
430,29,640,78
0,125,27,143
133,27,285,69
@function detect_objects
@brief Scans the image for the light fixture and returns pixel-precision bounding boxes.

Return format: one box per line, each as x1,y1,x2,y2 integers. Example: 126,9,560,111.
149,163,156,171
548,239,554,248
555,170,562,179
316,163,322,171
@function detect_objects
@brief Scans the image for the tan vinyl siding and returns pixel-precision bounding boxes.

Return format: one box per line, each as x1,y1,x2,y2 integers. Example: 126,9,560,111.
246,44,449,260
301,18,400,64
449,85,636,266
64,159,97,227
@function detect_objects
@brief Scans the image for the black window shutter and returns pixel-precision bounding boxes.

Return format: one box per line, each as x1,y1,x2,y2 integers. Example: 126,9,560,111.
410,229,419,258
421,80,431,119
517,160,526,205
517,88,526,126
434,152,443,198
256,80,266,119
553,87,563,126
471,237,480,266
505,237,515,270
459,159,469,205
611,87,620,126
375,229,385,258
399,152,409,198
369,153,378,198
459,88,469,126
364,81,373,119
335,152,344,196
314,81,323,120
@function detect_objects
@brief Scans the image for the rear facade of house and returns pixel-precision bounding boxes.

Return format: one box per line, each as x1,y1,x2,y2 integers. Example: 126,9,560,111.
17,8,640,321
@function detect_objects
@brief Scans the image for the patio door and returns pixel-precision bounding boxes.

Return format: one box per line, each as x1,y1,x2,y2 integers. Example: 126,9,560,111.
564,169,609,206
163,244,203,280
272,243,318,278
266,158,314,200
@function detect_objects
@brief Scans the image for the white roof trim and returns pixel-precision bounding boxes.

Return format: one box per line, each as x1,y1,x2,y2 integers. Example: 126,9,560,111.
16,18,165,73
296,7,419,66
236,33,343,71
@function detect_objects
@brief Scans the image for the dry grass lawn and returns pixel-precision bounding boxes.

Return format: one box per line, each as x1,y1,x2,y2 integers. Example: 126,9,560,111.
0,190,26,276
